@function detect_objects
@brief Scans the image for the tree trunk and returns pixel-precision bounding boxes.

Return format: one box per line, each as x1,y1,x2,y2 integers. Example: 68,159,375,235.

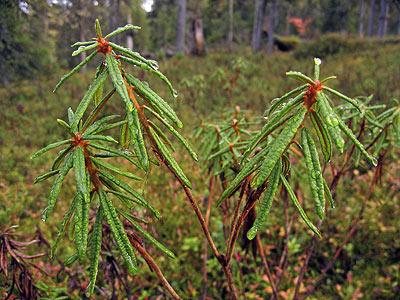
126,13,134,49
368,0,376,36
78,0,86,70
192,17,206,56
267,0,277,54
382,1,390,36
398,10,400,35
251,0,267,52
377,0,388,37
176,0,186,53
359,0,366,37
112,0,121,43
228,0,234,49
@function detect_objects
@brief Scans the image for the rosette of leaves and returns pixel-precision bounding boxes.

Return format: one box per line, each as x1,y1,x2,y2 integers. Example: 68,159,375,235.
32,20,195,298
218,58,377,240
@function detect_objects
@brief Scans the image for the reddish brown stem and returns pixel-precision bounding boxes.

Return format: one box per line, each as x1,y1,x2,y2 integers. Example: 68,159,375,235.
131,239,182,300
256,235,278,299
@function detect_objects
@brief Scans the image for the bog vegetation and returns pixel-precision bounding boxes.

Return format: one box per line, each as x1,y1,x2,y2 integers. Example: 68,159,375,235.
0,18,398,299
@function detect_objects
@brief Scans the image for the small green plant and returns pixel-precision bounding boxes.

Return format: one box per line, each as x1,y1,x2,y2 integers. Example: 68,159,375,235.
32,20,197,299
218,58,377,239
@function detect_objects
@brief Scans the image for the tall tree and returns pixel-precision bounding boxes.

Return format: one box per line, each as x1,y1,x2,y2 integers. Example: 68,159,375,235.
377,0,389,37
359,0,366,37
228,0,234,49
252,0,267,52
176,0,187,53
267,0,277,54
368,0,377,36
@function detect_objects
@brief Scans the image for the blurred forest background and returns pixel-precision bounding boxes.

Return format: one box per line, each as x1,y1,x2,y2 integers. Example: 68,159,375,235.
0,0,399,299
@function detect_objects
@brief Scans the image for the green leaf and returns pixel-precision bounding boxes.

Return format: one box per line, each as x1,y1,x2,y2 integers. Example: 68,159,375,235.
286,71,315,85
125,74,183,128
42,154,73,221
71,70,108,132
57,119,72,133
281,175,321,238
88,142,140,168
148,121,176,152
31,140,71,159
84,134,119,144
301,128,325,219
53,51,97,93
149,127,192,188
68,107,75,125
105,53,134,112
95,120,127,134
50,195,78,259
218,146,269,206
95,19,103,38
98,189,138,275
120,211,175,258
86,205,103,296
323,86,361,112
105,24,141,39
73,147,90,204
317,93,345,153
106,189,160,219
313,58,321,80
108,42,152,67
145,106,197,161
337,115,378,166
119,116,131,148
323,178,335,209
253,107,307,188
119,55,177,97
71,41,96,48
72,43,97,57
247,160,281,240
242,92,305,161
267,84,307,116
34,170,60,184
310,111,332,163
92,158,141,181
127,109,149,171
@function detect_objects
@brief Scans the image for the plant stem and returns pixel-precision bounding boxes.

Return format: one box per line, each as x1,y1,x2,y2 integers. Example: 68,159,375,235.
256,235,278,299
131,239,182,300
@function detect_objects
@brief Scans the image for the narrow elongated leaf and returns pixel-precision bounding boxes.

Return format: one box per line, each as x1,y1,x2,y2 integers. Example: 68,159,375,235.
148,121,176,152
86,206,103,296
84,134,118,144
105,53,134,112
84,115,120,136
323,178,335,208
145,106,197,161
313,58,321,80
98,189,137,275
107,189,160,219
34,170,59,184
108,42,151,67
119,55,177,97
71,41,96,47
310,111,332,163
68,107,75,125
286,71,315,85
72,43,97,57
323,86,361,112
94,120,127,134
73,147,90,203
337,115,378,166
57,119,71,132
218,146,270,205
281,175,321,238
71,71,108,131
74,193,84,259
105,24,141,39
317,93,345,152
119,116,131,148
253,107,307,188
267,84,308,116
126,74,183,128
127,109,149,171
92,157,141,180
31,140,71,159
50,195,78,258
88,142,140,168
247,160,281,240
301,128,325,219
42,154,73,221
52,146,73,170
242,92,305,161
54,51,97,92
149,127,192,188
120,211,175,258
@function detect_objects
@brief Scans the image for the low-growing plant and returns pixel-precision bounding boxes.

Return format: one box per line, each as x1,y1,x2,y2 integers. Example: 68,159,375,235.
31,21,388,299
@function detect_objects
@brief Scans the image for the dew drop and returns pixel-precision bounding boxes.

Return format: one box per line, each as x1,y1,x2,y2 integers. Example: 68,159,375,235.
173,90,178,98
117,80,124,85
